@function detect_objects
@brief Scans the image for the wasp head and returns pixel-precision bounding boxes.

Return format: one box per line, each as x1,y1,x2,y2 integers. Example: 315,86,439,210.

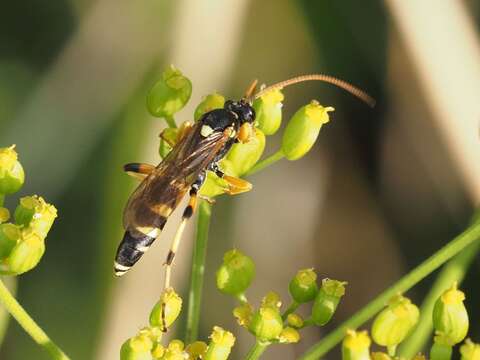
224,100,256,124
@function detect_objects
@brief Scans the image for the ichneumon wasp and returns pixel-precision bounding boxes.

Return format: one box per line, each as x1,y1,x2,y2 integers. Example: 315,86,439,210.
114,74,374,330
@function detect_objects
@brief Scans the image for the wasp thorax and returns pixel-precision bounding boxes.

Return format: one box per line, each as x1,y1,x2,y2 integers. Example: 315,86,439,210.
224,100,256,124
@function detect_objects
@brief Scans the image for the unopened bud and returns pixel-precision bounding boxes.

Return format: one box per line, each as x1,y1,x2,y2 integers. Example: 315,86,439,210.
4,231,45,275
289,268,318,304
225,128,266,176
233,303,253,328
204,326,235,360
151,343,165,359
371,295,419,354
14,195,57,239
0,223,20,259
433,283,469,346
0,207,10,223
261,291,282,309
159,128,178,159
342,330,371,360
311,279,347,326
216,249,255,296
185,341,208,359
120,334,153,360
287,313,304,328
0,145,25,195
249,306,283,341
253,89,284,135
149,288,182,328
279,327,300,344
461,339,480,360
147,65,192,119
281,101,333,160
194,93,225,121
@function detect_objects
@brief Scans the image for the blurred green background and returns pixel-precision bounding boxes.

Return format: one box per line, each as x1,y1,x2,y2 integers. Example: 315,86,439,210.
1,0,480,359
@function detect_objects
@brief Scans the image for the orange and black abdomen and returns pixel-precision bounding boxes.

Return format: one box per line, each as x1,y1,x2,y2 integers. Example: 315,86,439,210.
114,169,190,276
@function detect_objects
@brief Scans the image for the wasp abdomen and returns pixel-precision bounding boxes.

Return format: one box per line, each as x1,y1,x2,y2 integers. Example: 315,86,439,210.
114,226,161,276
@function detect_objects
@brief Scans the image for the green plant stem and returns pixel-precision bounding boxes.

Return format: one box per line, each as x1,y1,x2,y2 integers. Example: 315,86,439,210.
0,278,70,360
0,277,16,348
185,201,212,343
282,301,299,321
299,221,480,360
245,340,269,360
165,115,177,128
245,150,284,176
398,239,480,358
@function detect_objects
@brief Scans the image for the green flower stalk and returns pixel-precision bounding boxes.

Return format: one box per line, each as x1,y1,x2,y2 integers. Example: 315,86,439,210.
216,249,255,297
120,333,154,360
371,295,419,356
249,305,283,341
0,223,20,259
147,65,192,122
150,289,182,328
432,282,469,347
204,326,235,360
289,268,318,304
311,279,347,326
281,101,334,160
430,342,453,360
342,330,371,360
0,145,25,195
194,92,225,121
253,89,284,135
461,339,480,360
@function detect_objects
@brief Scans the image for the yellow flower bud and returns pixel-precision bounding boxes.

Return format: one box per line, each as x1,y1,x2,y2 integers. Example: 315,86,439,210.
4,230,45,275
433,283,469,346
460,339,480,360
0,145,25,195
0,207,10,223
147,65,192,119
371,352,392,360
281,101,333,160
371,295,419,355
199,160,237,198
253,89,284,135
287,313,304,328
120,334,154,360
162,339,186,360
342,330,372,360
233,303,253,328
185,341,208,359
0,223,20,259
194,92,225,121
204,326,235,360
261,291,282,309
149,288,182,328
249,305,283,341
151,343,165,359
289,268,318,303
14,195,58,240
216,249,255,296
311,279,347,326
158,128,178,159
279,327,300,344
225,128,266,176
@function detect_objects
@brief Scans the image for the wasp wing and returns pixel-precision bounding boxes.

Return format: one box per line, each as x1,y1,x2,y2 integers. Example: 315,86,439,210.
123,123,230,230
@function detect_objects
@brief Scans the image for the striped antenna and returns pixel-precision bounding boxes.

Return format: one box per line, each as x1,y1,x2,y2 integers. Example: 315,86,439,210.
250,74,375,107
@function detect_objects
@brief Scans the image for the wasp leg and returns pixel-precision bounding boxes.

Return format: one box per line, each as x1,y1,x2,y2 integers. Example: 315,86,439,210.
210,165,252,195
123,163,155,180
161,172,205,331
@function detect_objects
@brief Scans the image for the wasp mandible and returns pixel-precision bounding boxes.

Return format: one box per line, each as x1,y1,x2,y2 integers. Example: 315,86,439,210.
113,74,374,295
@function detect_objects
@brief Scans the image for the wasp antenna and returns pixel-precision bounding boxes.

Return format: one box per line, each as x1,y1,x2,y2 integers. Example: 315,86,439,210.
251,74,376,108
244,79,258,100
